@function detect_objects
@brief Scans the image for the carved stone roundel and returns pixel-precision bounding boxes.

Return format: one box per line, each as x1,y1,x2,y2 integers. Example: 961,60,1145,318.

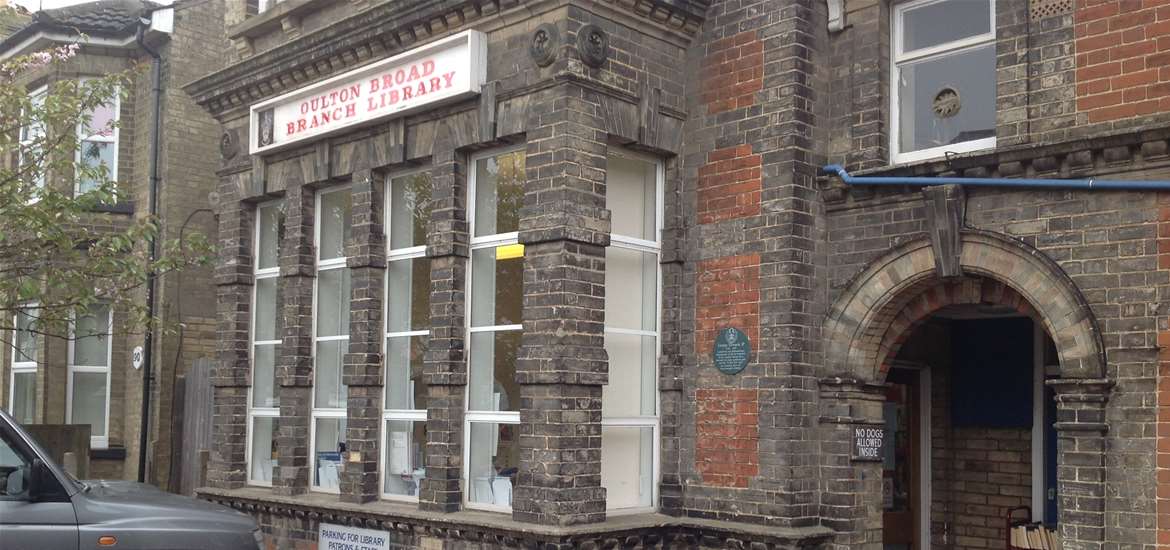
219,130,239,160
576,24,608,69
530,23,558,67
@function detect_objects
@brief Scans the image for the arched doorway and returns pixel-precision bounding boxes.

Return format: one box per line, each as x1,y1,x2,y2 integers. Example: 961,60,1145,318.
820,230,1110,549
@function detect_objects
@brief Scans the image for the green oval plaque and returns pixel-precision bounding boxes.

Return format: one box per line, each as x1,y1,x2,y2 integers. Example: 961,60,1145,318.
712,327,750,375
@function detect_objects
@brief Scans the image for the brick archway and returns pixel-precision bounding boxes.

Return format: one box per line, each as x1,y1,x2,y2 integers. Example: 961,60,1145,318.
823,229,1105,383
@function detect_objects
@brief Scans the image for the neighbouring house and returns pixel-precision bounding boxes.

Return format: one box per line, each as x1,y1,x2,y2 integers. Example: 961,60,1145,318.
0,0,227,489
186,0,1170,548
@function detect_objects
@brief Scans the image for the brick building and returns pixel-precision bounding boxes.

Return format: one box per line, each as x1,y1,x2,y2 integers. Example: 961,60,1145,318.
0,0,226,486
187,0,1170,548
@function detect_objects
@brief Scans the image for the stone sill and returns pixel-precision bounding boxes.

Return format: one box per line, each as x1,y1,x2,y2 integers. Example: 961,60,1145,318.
228,0,338,42
198,486,833,544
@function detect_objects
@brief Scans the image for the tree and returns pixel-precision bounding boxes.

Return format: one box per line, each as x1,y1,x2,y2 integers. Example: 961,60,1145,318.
0,44,212,353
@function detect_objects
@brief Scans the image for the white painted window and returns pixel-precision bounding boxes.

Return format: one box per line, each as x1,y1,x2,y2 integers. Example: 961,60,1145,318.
255,0,284,14
76,80,119,196
67,303,112,449
8,305,39,425
464,148,524,511
381,171,432,501
18,87,47,194
311,187,351,493
602,152,662,512
891,0,996,164
248,201,284,486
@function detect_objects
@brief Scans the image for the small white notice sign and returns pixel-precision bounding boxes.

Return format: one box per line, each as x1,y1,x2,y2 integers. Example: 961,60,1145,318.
318,523,390,550
132,346,144,369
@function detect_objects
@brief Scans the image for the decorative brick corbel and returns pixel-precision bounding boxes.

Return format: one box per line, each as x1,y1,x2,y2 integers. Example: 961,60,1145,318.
281,15,302,39
233,37,254,59
922,184,965,278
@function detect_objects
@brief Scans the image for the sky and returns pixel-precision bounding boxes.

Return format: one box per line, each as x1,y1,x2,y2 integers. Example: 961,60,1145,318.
12,0,172,11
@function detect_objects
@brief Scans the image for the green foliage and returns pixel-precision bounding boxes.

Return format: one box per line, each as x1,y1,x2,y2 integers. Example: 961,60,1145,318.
0,44,213,346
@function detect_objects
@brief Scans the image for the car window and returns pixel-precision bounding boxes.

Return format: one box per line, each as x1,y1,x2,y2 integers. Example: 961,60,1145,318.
0,428,31,499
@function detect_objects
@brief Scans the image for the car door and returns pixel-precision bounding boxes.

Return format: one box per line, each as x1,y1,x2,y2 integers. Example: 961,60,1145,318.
0,413,79,550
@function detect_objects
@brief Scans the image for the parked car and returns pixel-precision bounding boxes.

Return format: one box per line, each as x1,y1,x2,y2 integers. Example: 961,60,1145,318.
0,408,262,550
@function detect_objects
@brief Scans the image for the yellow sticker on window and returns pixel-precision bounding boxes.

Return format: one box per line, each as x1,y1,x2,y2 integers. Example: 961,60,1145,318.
495,243,525,260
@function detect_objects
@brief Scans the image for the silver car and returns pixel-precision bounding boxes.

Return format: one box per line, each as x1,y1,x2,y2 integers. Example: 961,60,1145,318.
0,408,262,550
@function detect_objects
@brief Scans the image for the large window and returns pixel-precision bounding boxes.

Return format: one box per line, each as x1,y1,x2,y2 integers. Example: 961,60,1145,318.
68,303,111,449
381,171,432,500
76,81,119,196
602,153,661,512
891,0,996,164
18,87,46,193
312,187,351,492
464,149,524,511
8,305,38,425
248,201,284,485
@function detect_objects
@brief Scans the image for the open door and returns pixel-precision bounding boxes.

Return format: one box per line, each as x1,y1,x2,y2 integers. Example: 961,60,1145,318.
883,368,921,550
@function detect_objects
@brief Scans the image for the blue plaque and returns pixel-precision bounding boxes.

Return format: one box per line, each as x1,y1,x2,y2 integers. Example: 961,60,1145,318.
712,327,750,375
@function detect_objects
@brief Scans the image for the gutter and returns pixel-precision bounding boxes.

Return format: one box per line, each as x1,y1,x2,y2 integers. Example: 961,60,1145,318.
135,16,163,485
822,164,1170,191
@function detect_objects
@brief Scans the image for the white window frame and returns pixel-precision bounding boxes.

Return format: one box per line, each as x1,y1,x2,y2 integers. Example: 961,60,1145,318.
8,304,39,422
246,201,282,487
66,304,112,450
462,146,525,513
310,185,352,494
75,78,120,197
602,150,663,515
19,86,47,197
890,0,996,165
380,169,432,502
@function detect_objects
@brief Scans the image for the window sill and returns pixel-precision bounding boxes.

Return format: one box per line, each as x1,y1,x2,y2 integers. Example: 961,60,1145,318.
87,201,134,215
229,0,338,42
90,446,127,460
197,486,834,544
890,137,997,167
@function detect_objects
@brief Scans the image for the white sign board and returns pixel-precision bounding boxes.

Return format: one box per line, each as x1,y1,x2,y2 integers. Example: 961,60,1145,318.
318,523,390,550
132,346,144,370
250,30,487,155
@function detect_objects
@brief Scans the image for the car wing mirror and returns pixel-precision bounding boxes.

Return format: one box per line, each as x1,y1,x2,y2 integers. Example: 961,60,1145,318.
26,458,45,502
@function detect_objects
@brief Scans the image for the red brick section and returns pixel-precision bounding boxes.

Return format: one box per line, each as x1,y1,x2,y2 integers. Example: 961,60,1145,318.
700,30,763,115
1075,0,1170,123
697,145,762,224
695,254,761,355
1158,195,1170,547
695,388,759,488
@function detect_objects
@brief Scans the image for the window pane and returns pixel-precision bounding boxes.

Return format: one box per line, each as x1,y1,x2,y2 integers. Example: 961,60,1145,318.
473,151,524,237
257,203,285,270
385,335,427,410
602,426,654,509
468,330,521,412
82,101,117,139
389,173,432,250
607,156,657,241
252,344,279,408
14,308,37,364
468,422,519,506
319,189,352,261
384,419,426,497
314,340,346,409
387,258,430,333
74,305,110,367
77,140,115,194
898,44,996,154
316,268,351,338
605,247,657,332
470,247,523,327
254,277,280,341
250,416,276,483
11,372,36,425
314,417,346,489
70,371,107,437
901,0,991,53
602,333,657,417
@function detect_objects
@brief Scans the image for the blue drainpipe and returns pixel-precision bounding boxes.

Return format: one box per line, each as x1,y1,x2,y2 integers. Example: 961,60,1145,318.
822,164,1170,191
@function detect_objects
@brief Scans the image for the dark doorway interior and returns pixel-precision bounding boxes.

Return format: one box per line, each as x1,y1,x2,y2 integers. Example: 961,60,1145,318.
882,306,1059,550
